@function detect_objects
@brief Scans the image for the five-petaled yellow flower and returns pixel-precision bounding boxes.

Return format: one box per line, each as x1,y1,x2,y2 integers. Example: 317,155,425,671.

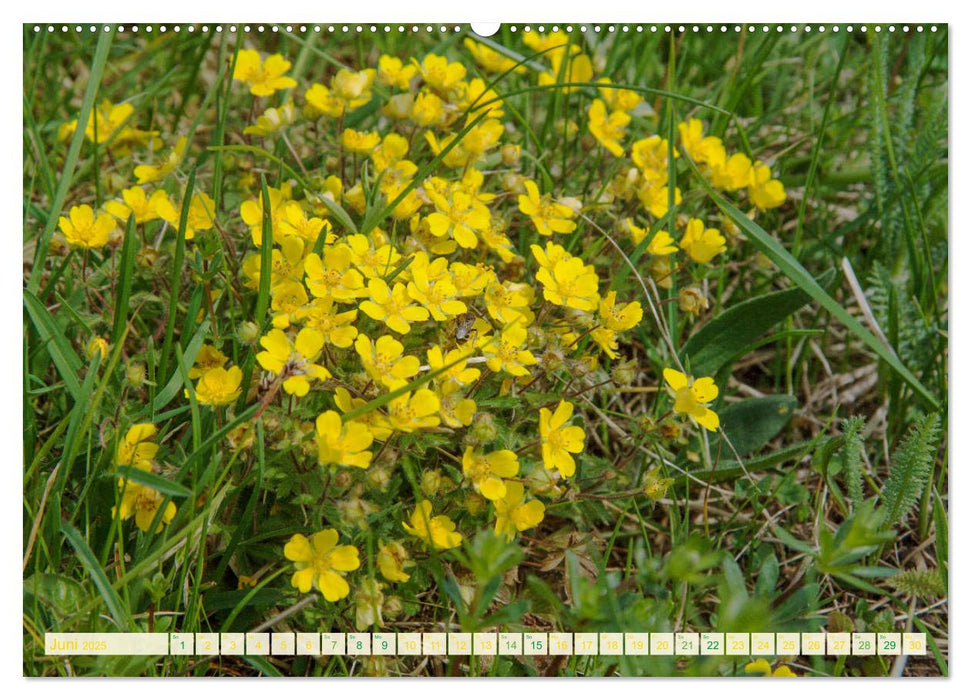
539,400,586,478
189,366,243,406
59,205,115,249
315,410,374,469
518,179,578,236
113,473,178,533
233,49,298,96
663,368,720,431
115,423,159,469
256,328,332,397
494,481,545,540
284,529,360,601
462,447,519,501
402,500,462,550
679,218,727,264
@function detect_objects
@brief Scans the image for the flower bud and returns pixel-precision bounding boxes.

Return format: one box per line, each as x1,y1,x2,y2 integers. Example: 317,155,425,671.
501,144,522,167
125,361,146,388
611,359,638,386
678,286,709,316
469,412,499,444
421,469,444,497
85,336,109,362
237,321,260,344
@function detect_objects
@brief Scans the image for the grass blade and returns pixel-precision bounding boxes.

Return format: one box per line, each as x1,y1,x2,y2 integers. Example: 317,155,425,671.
685,157,939,411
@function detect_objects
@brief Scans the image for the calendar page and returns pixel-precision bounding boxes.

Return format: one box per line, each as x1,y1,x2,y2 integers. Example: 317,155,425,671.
21,14,949,680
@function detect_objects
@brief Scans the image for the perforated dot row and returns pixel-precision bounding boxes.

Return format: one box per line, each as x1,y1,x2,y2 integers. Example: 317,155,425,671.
30,24,940,35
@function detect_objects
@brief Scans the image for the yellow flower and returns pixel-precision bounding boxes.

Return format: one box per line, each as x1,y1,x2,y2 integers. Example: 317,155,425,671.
182,192,216,241
679,218,726,264
518,179,578,236
749,161,787,210
104,186,178,226
744,659,798,677
539,400,585,478
411,90,446,127
341,128,381,154
494,481,545,540
425,118,504,168
588,99,630,157
359,278,430,335
415,53,467,92
647,231,679,257
425,187,491,250
115,423,158,469
427,344,480,387
536,256,600,311
678,118,726,165
597,78,641,113
58,205,116,249
303,245,367,301
402,500,462,550
113,473,177,533
377,541,412,583
243,103,296,137
637,181,681,219
539,50,594,93
388,390,441,432
85,336,110,361
631,135,676,179
284,529,360,600
462,447,519,501
481,324,539,377
256,328,331,397
709,151,754,191
315,410,374,469
663,368,719,431
355,334,421,390
345,234,403,280
189,344,228,379
233,49,297,96
267,279,307,329
377,55,417,90
305,69,375,118
464,38,525,74
189,366,243,406
599,291,642,331
134,136,187,184
407,253,468,321
334,387,394,442
239,184,292,246
293,297,359,348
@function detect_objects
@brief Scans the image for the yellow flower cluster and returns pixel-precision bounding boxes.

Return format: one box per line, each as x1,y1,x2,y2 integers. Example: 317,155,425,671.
72,36,751,607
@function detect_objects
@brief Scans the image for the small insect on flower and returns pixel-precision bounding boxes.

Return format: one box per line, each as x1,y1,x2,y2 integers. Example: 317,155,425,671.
284,529,360,601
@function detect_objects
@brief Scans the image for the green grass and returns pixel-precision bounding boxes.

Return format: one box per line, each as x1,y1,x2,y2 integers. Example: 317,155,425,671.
23,24,947,677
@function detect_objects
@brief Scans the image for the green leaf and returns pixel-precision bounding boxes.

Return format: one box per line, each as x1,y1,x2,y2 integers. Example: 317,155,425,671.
115,466,192,499
27,27,114,294
61,522,131,628
681,278,830,377
146,320,210,415
717,395,798,456
23,289,82,401
684,157,939,410
111,214,138,344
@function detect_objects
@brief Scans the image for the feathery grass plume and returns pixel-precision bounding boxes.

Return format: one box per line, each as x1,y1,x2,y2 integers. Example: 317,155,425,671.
880,413,940,527
839,416,866,509
887,568,946,599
